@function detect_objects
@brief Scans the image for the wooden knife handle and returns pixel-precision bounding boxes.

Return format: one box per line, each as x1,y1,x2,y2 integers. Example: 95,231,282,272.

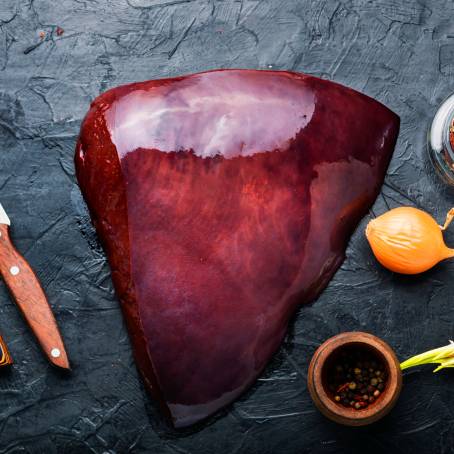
0,224,69,369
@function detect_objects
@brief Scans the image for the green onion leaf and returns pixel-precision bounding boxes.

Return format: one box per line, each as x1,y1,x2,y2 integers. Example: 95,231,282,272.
400,340,454,372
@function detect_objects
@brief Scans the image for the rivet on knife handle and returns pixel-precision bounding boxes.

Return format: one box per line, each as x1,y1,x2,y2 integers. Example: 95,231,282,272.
0,204,69,369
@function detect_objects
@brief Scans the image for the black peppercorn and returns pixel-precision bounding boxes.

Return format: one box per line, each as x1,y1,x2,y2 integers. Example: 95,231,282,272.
327,346,387,410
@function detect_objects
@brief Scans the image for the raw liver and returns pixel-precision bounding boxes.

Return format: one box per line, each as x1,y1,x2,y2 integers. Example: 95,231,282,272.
74,70,399,428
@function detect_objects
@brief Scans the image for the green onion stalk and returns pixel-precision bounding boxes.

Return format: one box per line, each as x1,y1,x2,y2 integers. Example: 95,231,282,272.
400,340,454,372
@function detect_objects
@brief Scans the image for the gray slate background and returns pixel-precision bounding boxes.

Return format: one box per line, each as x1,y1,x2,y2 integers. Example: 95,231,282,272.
0,0,453,452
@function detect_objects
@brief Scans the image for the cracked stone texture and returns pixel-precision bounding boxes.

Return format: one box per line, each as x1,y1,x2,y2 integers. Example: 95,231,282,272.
0,0,453,452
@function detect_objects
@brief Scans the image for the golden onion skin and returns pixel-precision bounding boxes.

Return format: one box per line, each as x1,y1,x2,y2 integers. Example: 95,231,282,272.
365,207,454,274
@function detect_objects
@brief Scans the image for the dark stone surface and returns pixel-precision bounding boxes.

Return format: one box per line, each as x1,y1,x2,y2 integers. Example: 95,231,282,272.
0,0,452,452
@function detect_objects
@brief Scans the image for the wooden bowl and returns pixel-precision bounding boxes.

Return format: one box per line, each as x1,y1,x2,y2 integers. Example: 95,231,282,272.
307,332,402,426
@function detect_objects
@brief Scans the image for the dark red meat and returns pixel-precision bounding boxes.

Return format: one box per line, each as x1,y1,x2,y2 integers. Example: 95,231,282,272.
75,69,399,428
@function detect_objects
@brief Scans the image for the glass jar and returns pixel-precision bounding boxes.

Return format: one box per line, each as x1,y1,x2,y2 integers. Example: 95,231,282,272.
428,94,454,185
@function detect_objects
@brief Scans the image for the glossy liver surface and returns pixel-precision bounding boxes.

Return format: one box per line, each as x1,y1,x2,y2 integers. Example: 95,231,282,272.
75,69,399,428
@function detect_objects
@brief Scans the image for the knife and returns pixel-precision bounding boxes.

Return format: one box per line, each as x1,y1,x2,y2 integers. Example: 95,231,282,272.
0,203,69,369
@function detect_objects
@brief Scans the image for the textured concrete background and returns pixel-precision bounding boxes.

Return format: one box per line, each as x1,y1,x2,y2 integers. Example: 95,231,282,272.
0,0,454,452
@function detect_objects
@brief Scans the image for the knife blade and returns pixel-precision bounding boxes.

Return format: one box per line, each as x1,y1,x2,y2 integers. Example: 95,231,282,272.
0,203,69,369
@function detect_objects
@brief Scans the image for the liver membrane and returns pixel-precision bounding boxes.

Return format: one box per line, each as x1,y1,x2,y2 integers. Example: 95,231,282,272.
75,69,399,428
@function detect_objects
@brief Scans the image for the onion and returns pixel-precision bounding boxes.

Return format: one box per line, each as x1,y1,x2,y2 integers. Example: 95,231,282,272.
365,207,454,274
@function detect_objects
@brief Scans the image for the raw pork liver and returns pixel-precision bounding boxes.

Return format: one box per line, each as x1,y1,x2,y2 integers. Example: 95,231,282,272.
75,70,399,428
